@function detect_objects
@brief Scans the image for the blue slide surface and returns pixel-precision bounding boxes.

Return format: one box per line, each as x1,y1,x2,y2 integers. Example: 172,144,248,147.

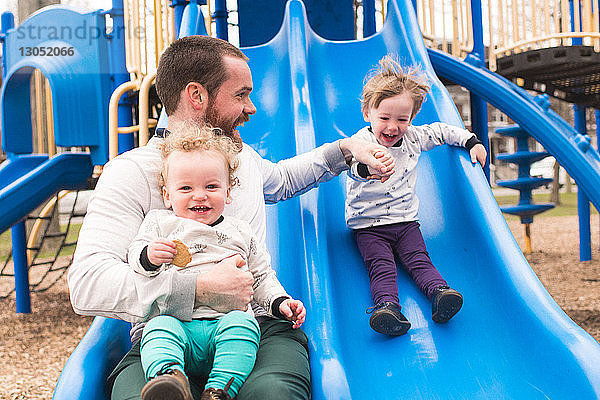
0,153,93,232
55,0,600,399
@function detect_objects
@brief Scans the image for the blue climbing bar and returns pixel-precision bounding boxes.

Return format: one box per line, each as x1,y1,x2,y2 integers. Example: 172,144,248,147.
467,0,490,181
12,220,31,313
574,105,591,261
213,0,228,40
363,0,376,37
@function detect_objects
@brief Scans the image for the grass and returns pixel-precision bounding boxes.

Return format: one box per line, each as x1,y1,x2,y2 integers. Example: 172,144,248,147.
494,191,598,219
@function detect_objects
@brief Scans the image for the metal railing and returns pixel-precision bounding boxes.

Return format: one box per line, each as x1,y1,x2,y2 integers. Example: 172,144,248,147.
487,0,600,70
109,0,177,159
123,0,176,79
415,0,600,70
416,0,474,59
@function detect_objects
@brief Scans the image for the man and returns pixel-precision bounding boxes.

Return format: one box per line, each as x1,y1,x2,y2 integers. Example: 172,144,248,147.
68,35,394,400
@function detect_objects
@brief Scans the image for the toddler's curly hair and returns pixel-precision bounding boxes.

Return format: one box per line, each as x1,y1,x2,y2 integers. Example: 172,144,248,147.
158,123,240,188
361,55,431,118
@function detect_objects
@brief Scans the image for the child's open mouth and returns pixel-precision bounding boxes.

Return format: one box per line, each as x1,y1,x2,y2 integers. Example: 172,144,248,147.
190,206,211,213
382,133,397,141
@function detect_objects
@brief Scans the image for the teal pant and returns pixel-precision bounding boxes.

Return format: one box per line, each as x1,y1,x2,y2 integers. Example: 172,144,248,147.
110,317,311,400
140,311,259,397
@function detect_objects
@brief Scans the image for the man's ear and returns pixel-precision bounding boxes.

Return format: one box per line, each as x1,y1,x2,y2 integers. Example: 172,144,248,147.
184,82,209,112
162,186,172,209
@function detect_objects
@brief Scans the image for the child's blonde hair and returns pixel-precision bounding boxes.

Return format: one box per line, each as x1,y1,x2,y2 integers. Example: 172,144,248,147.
158,123,240,188
361,55,431,118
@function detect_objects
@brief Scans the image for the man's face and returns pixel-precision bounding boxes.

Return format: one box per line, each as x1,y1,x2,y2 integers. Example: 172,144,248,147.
205,56,256,144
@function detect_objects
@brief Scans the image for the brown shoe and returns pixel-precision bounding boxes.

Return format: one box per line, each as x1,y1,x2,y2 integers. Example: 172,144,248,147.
200,378,234,400
141,369,193,400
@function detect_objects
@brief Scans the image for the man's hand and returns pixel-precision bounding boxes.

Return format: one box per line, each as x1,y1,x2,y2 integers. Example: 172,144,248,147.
279,299,306,329
147,239,176,265
195,254,254,312
366,150,395,183
470,143,487,166
340,138,395,181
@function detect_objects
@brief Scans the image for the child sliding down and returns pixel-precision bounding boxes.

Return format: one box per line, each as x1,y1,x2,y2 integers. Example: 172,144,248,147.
346,56,487,336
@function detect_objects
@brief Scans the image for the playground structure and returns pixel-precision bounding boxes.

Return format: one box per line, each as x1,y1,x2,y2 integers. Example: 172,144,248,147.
0,0,599,398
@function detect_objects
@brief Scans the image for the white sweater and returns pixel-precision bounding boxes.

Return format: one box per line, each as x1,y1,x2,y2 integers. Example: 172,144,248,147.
128,210,288,321
345,123,475,229
69,136,346,331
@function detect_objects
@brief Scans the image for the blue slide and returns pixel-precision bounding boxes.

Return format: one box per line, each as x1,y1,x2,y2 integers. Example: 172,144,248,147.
54,0,600,399
0,153,93,232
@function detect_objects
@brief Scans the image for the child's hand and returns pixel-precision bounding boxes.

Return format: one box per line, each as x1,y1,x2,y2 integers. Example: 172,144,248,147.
147,239,177,266
279,299,306,329
470,143,487,166
367,150,396,183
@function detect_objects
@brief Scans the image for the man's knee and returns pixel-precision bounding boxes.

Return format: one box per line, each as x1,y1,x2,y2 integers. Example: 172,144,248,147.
238,376,309,400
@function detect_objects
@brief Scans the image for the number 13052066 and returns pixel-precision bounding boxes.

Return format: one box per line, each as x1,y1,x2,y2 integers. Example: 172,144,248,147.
19,46,75,57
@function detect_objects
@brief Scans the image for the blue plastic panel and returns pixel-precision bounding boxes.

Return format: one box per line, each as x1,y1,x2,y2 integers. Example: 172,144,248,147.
0,152,92,232
237,0,354,46
1,6,113,163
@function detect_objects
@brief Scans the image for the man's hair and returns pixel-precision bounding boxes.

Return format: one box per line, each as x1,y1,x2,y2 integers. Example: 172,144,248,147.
156,35,248,115
159,123,240,188
361,55,430,118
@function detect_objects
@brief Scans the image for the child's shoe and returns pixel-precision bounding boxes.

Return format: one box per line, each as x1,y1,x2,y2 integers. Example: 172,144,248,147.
431,286,463,323
200,388,232,400
367,301,411,336
200,377,234,400
141,368,193,400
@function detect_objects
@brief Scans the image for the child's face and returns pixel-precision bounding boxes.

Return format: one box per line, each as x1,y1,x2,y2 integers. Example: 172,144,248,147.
364,92,414,147
162,149,231,225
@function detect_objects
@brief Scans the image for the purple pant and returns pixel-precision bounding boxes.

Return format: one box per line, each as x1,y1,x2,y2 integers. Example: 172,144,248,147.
353,221,447,305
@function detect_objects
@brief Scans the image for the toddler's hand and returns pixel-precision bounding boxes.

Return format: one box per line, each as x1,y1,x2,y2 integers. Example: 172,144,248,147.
279,299,306,329
147,239,177,266
367,150,396,183
470,143,487,166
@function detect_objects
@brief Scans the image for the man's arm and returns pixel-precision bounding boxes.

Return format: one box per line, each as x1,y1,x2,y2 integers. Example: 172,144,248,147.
256,138,394,203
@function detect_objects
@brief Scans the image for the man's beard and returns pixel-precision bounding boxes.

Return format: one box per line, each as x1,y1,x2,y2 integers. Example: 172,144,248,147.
204,100,249,149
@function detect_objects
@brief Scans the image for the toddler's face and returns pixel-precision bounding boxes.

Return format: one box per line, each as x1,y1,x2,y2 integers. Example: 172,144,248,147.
364,92,414,147
162,149,230,225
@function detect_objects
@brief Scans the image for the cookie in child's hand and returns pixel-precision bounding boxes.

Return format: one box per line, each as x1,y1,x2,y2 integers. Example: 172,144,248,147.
172,240,192,267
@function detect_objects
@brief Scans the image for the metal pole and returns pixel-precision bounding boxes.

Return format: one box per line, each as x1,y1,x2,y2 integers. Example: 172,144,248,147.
213,0,228,40
171,0,190,38
363,0,376,37
110,0,135,154
570,0,583,45
466,0,490,181
597,109,600,250
574,104,591,261
12,220,31,313
2,12,30,313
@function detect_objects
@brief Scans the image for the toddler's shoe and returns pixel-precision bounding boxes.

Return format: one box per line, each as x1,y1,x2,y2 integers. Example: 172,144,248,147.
200,377,234,400
200,388,233,400
367,301,411,336
431,286,463,323
141,367,193,400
